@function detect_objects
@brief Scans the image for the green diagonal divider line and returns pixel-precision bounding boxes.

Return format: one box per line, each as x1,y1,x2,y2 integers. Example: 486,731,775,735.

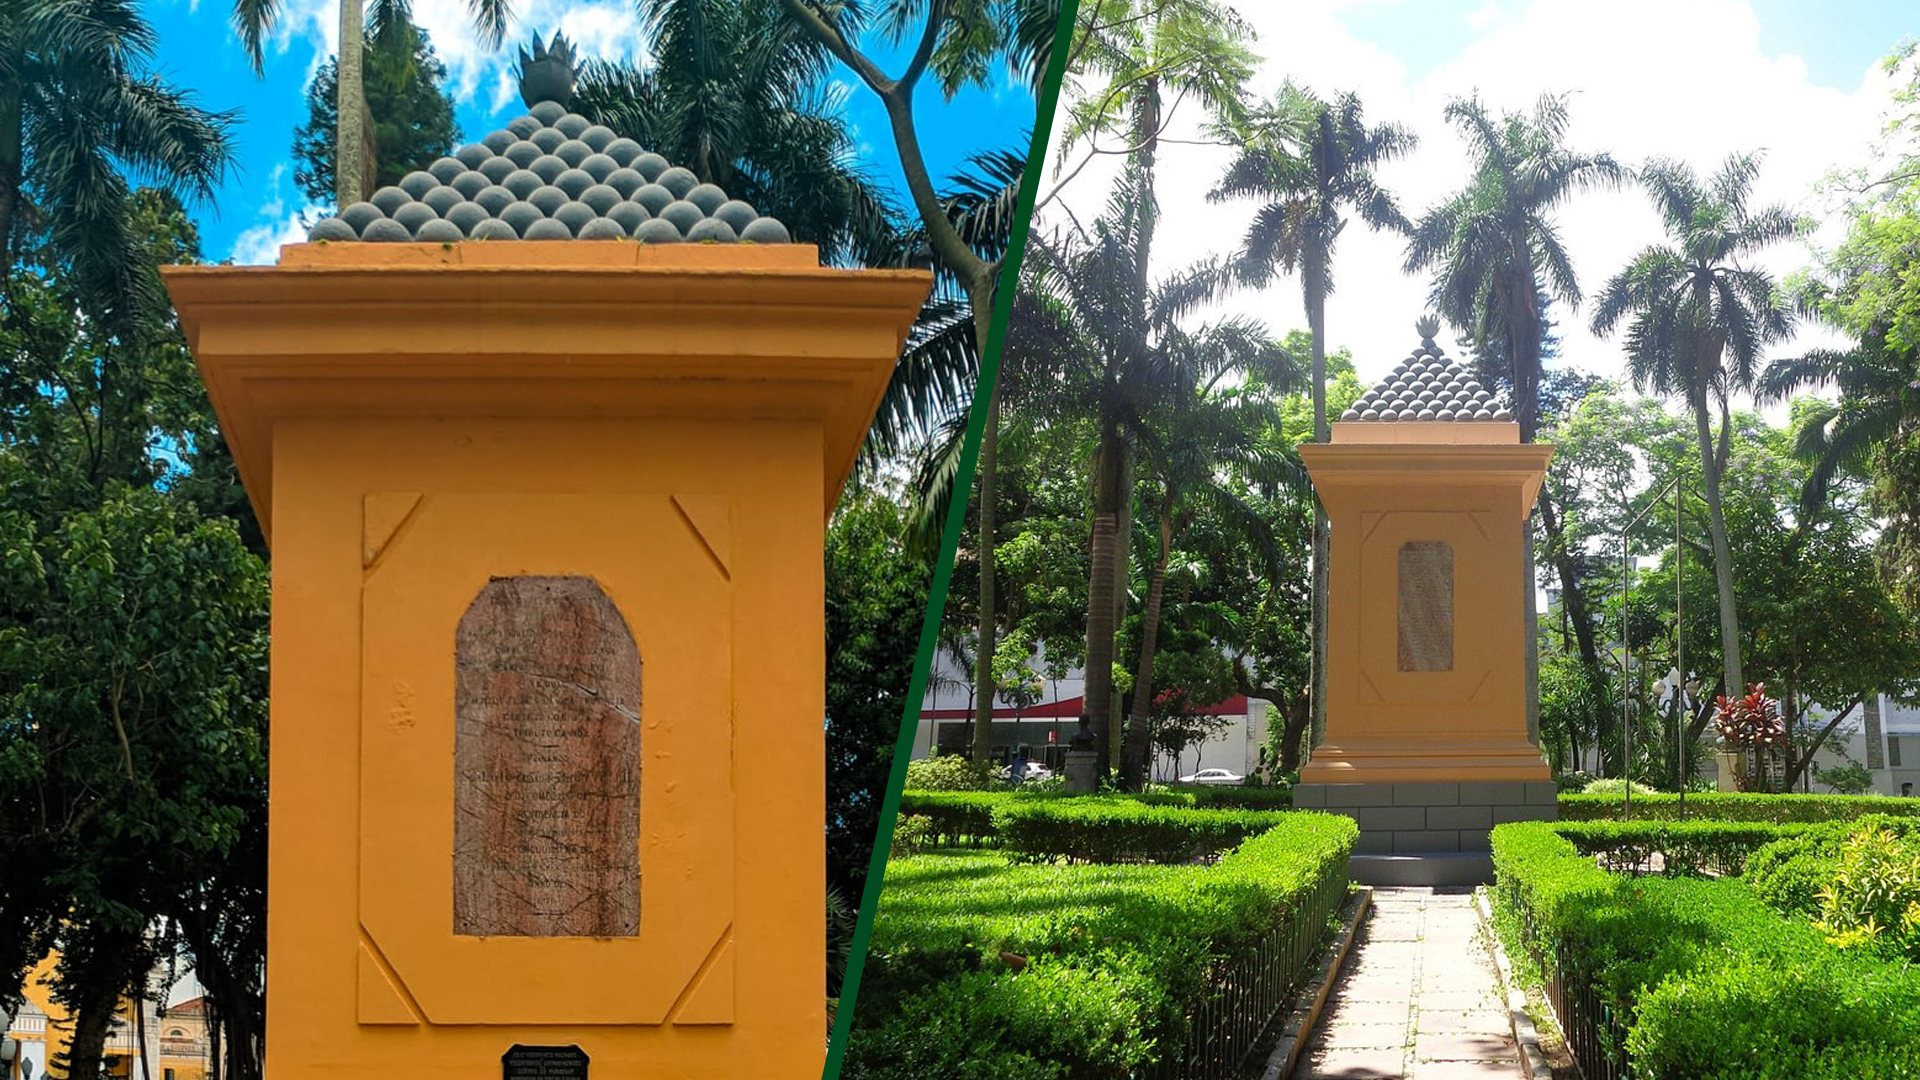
820,3,1080,1074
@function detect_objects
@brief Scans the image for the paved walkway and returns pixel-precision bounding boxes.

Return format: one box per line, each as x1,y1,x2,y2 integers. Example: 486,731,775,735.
1294,888,1523,1080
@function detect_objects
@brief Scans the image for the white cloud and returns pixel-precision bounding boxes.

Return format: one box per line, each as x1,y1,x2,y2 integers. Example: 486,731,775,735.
1465,1,1501,31
1043,0,1906,400
263,0,647,114
227,164,322,265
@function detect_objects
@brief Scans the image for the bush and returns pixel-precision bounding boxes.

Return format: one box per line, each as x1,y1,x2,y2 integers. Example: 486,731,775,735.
1579,777,1660,796
1551,819,1808,876
1747,815,1920,919
1559,791,1920,823
1491,821,1920,1078
993,798,1296,863
896,791,1019,846
1811,824,1920,961
1163,781,1294,809
890,814,933,858
903,754,1003,791
845,814,1357,1080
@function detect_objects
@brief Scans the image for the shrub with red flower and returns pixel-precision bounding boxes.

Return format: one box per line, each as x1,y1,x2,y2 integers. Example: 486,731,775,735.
1713,683,1784,749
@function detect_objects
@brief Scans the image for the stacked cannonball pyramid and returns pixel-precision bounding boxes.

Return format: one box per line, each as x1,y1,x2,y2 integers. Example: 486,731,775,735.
1340,331,1512,422
306,99,792,244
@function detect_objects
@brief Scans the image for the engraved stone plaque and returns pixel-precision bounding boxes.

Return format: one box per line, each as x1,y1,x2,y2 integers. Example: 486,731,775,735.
502,1044,589,1080
1397,541,1453,672
454,576,640,937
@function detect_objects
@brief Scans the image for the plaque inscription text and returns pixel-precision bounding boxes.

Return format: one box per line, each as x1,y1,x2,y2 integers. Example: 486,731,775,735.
454,576,641,937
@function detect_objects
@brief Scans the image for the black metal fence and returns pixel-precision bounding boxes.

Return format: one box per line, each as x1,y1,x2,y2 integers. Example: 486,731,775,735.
1514,900,1633,1080
1145,861,1350,1080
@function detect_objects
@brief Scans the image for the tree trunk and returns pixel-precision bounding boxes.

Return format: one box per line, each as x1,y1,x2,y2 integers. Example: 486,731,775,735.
972,385,999,765
1782,698,1858,790
1082,426,1127,776
336,0,368,208
0,61,21,276
1691,395,1744,700
1121,487,1174,790
1537,488,1602,668
1108,450,1133,773
1307,248,1330,748
63,983,124,1080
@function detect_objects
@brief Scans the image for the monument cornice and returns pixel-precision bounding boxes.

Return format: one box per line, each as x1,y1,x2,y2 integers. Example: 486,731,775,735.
163,246,931,543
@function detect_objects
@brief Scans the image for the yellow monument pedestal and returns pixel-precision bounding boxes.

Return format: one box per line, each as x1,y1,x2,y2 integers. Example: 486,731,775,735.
1293,328,1556,884
164,238,927,1079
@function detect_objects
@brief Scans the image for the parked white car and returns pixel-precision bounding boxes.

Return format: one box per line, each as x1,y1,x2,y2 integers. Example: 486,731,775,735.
1002,761,1055,782
1179,768,1244,785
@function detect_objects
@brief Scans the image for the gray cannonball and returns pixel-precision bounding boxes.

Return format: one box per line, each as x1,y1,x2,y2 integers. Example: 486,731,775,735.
579,184,622,215
415,218,463,242
714,200,756,234
446,202,490,236
398,171,439,199
685,183,727,215
470,217,519,240
309,216,357,241
502,168,543,200
483,129,518,152
604,167,645,198
428,157,466,184
603,138,642,166
580,153,617,182
686,217,737,243
340,202,385,231
524,216,573,240
656,166,697,199
529,154,568,183
452,171,491,199
475,185,517,216
527,185,569,217
632,152,669,181
508,115,541,137
554,167,595,199
393,202,438,232
555,113,590,138
423,186,465,215
553,201,597,235
528,101,566,125
554,139,591,168
634,217,683,243
479,156,518,184
609,202,650,234
362,218,412,242
505,140,542,168
500,201,545,236
369,186,413,215
580,124,616,151
530,127,565,153
659,200,704,234
457,142,493,167
577,217,625,239
631,183,674,214
740,216,791,244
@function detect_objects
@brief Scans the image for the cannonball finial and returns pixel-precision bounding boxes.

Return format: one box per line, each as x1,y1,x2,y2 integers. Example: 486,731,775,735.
1415,314,1441,347
516,31,577,108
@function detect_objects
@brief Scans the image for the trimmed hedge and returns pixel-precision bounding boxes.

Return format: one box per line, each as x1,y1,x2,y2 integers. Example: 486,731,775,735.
992,798,1295,863
845,813,1357,1080
1550,819,1813,876
1746,815,1920,919
1491,822,1920,1079
1559,791,1920,822
896,785,1296,850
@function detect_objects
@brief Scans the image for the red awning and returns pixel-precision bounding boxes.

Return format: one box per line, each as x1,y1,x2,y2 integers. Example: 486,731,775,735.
921,693,1248,721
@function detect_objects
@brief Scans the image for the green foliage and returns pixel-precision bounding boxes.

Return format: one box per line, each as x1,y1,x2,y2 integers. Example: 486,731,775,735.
1810,825,1920,960
890,815,935,858
992,798,1295,863
825,482,934,995
1551,819,1809,876
1560,791,1920,823
897,791,1016,845
1491,822,1920,1078
845,813,1355,1079
1746,816,1920,919
1579,777,1659,796
292,26,460,206
1814,761,1874,794
903,754,1003,792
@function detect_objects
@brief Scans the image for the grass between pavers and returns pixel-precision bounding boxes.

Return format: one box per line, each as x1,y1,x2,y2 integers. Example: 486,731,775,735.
1491,821,1920,1080
842,812,1355,1080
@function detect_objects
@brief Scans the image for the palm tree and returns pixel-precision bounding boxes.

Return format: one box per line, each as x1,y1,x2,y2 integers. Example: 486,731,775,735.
1,0,235,322
1210,82,1414,746
572,0,900,267
1119,355,1299,788
1591,153,1798,714
1405,93,1622,742
230,0,510,208
1013,168,1288,784
1046,0,1254,769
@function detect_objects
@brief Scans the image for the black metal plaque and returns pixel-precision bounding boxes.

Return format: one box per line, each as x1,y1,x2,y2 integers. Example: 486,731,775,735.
502,1044,588,1080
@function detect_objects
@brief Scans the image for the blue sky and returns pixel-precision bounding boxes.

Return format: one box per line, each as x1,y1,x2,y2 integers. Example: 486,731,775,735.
143,0,1036,263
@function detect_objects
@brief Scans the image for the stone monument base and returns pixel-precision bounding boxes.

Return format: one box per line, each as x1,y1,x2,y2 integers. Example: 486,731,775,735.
1294,780,1557,886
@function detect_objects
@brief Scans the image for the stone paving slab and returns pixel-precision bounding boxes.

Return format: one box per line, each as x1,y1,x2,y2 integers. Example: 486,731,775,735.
1292,888,1524,1080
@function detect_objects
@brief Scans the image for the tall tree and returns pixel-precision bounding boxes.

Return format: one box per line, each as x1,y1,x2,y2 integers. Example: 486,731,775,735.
1405,93,1622,742
571,0,899,266
1120,358,1298,788
292,22,459,205
0,0,234,323
230,0,510,208
1042,0,1254,768
1210,82,1413,745
1591,153,1798,717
